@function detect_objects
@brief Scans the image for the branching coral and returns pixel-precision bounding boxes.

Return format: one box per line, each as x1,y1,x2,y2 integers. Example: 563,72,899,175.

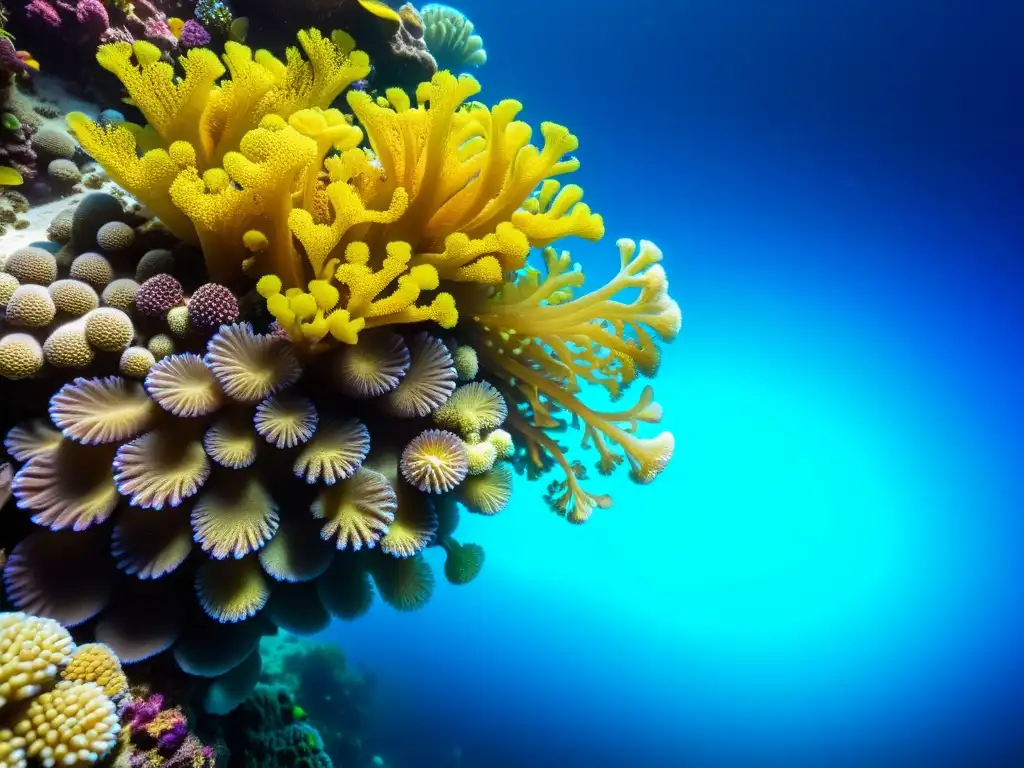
67,29,603,347
66,28,372,283
459,238,680,522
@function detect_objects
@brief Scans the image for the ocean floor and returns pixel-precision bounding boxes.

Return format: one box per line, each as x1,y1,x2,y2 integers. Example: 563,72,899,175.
1,73,132,252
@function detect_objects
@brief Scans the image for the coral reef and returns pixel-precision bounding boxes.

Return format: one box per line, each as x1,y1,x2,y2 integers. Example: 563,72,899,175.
0,19,678,737
69,27,677,521
0,611,121,767
214,684,333,767
233,0,435,91
0,613,217,767
421,4,486,72
117,690,216,767
259,633,374,765
21,0,179,56
0,192,178,381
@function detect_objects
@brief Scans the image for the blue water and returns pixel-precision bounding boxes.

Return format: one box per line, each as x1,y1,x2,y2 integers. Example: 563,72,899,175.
320,2,1024,765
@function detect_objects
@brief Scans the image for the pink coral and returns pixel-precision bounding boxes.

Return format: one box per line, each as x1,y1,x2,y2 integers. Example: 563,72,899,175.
25,0,109,30
25,0,62,26
24,0,179,55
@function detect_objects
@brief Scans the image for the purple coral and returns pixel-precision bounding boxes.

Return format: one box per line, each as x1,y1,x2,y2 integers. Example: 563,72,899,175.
122,692,215,766
180,19,212,47
74,0,110,30
157,718,188,751
24,0,179,57
0,39,30,76
25,0,109,30
164,740,215,768
24,0,62,26
124,692,164,731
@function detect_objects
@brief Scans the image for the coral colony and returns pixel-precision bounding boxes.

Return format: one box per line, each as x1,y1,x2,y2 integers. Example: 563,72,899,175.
0,0,680,763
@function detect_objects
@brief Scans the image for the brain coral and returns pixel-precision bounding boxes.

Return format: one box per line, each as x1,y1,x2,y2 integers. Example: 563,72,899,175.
31,128,77,160
47,158,82,184
95,221,135,252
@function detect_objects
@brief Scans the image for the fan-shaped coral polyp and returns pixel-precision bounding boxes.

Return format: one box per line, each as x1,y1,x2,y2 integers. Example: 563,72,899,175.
254,395,319,449
331,332,411,398
433,381,508,437
266,581,332,635
370,554,435,612
111,508,194,579
379,491,439,558
3,529,112,627
384,332,457,418
317,557,376,621
459,462,513,515
95,607,181,664
113,430,211,509
293,418,370,485
49,376,158,445
145,352,225,418
4,420,62,462
12,441,119,531
258,517,335,583
312,467,397,551
172,617,265,677
203,411,259,469
400,429,469,494
191,477,280,560
195,557,270,623
205,323,301,404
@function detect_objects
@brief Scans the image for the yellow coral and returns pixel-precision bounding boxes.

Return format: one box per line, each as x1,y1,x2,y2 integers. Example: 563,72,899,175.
65,30,681,524
67,30,371,283
463,239,680,522
70,32,602,346
13,680,120,765
60,643,127,698
0,612,74,709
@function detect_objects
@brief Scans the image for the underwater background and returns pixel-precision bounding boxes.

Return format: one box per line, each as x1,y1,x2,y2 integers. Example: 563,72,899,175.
0,0,1019,766
322,1,1024,766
